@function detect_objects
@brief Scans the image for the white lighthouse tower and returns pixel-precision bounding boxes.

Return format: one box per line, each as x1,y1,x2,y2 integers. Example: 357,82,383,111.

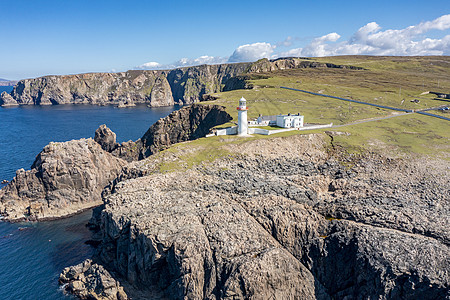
237,97,248,135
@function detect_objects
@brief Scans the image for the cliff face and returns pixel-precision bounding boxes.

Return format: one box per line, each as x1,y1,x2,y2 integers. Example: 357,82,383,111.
1,71,173,106
82,134,449,299
0,139,126,221
105,104,232,161
0,58,363,107
138,104,232,158
0,104,231,221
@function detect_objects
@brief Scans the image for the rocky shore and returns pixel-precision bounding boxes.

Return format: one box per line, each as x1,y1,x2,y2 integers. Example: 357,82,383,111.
0,104,231,221
1,103,448,299
0,58,362,107
70,134,448,299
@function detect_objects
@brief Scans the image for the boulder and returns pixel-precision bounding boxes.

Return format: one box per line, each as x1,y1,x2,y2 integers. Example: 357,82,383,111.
94,124,118,152
0,138,126,221
0,91,18,106
60,259,127,300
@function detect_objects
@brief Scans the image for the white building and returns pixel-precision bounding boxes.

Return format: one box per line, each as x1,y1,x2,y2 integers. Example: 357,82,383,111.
209,98,319,138
276,113,304,128
237,97,248,135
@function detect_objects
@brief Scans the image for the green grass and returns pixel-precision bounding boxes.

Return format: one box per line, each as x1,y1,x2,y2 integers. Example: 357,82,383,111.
321,114,449,158
145,56,449,169
192,56,450,159
157,136,237,173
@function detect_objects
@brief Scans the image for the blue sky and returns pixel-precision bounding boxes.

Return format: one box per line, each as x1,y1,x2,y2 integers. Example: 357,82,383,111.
0,0,449,80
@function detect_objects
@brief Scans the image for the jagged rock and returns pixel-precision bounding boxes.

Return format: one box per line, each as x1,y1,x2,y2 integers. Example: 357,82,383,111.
117,101,136,108
4,58,362,107
0,91,18,106
104,104,232,162
95,124,118,152
96,171,321,299
149,75,173,107
110,140,141,162
0,138,126,221
60,259,128,300
81,134,448,299
305,220,450,299
139,104,232,158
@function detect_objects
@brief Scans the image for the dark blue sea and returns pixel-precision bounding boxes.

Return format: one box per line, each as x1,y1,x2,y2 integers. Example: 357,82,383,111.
0,86,177,299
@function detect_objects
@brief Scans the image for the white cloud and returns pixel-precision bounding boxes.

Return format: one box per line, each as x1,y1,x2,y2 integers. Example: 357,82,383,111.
175,55,227,67
135,61,163,70
135,56,227,70
276,36,294,47
134,14,450,71
280,14,450,57
228,42,275,62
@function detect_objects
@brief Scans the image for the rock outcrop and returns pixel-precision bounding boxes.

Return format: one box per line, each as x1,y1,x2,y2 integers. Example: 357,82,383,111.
138,104,232,158
60,259,128,300
101,104,232,161
1,58,363,107
76,134,449,299
0,91,18,106
0,138,126,221
95,124,119,152
0,103,231,221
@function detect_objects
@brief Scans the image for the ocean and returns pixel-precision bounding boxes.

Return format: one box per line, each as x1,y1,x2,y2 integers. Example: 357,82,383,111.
0,89,178,299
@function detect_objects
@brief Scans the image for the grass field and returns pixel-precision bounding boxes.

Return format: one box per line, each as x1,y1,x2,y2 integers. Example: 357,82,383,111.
156,56,449,172
195,56,450,159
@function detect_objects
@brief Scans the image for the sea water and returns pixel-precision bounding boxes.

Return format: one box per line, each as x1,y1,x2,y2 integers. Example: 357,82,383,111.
0,91,178,299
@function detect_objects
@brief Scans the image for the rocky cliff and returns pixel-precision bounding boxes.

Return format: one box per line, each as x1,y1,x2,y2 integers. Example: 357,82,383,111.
138,104,232,158
0,139,127,221
71,134,449,300
105,104,232,161
0,58,363,107
0,104,231,221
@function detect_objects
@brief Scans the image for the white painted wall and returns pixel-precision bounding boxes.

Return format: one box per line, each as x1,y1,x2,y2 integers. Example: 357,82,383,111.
238,110,248,135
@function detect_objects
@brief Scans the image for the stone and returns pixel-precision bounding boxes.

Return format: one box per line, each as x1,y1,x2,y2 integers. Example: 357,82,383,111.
0,138,126,221
0,91,18,106
60,259,128,300
95,124,118,152
80,134,449,299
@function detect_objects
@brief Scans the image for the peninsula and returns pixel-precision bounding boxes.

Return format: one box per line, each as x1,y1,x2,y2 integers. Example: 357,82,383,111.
0,58,361,107
1,56,449,299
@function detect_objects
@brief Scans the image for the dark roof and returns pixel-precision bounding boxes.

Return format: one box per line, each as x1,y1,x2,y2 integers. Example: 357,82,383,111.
259,115,277,121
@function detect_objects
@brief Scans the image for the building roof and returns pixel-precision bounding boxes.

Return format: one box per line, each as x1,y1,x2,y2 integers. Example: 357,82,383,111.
259,115,277,121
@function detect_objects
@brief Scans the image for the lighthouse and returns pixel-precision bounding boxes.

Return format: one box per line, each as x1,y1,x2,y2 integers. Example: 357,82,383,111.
237,97,248,135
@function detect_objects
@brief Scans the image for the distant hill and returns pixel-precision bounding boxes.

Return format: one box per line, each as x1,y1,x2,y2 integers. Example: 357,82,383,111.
0,58,361,106
0,79,17,86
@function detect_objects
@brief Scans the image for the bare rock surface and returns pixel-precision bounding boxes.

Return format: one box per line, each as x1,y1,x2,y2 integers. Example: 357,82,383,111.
60,259,128,300
81,134,449,299
104,104,232,162
139,104,232,158
0,138,126,221
1,58,363,107
0,91,18,106
96,172,321,299
95,124,119,152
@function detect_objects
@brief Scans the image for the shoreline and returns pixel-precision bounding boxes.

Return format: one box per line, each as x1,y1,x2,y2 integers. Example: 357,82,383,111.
1,204,100,224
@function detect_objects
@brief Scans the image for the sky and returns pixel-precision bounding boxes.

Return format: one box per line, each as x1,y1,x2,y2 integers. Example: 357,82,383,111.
0,0,449,80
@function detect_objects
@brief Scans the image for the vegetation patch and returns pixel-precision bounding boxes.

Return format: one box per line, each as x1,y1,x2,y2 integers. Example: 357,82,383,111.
196,56,449,159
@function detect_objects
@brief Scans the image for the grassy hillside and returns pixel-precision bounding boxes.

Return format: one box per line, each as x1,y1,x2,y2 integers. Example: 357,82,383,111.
196,56,450,159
